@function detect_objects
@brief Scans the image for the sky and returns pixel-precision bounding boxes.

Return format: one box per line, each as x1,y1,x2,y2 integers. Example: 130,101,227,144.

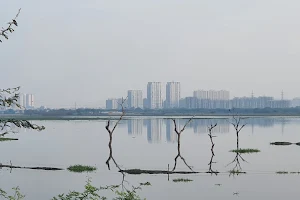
1,0,300,108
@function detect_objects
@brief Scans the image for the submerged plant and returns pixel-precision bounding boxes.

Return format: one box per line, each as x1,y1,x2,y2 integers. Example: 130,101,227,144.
67,165,97,173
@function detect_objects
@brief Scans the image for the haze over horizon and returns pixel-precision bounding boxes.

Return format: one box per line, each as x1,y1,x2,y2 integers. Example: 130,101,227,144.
1,0,300,108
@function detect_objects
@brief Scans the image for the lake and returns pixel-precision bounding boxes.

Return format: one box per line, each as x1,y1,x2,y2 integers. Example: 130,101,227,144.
1,116,300,199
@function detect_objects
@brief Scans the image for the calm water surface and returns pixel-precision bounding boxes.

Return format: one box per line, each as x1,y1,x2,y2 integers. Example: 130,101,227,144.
0,117,300,199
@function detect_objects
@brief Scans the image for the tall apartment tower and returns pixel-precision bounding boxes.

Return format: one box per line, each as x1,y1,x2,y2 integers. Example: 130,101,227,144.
147,82,162,109
26,94,34,108
166,82,180,108
128,90,143,108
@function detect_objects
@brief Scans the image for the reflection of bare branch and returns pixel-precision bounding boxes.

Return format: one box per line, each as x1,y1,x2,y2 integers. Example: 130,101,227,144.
207,123,219,175
172,117,194,172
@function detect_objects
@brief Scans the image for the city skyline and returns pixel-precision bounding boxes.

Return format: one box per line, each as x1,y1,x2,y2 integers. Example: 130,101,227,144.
3,1,300,108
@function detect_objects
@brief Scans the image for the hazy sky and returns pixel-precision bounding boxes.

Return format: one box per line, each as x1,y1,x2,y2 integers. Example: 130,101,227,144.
1,0,300,108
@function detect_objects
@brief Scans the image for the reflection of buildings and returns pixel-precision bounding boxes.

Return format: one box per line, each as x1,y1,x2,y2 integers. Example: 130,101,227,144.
127,119,143,135
166,119,179,143
192,119,229,134
146,119,162,143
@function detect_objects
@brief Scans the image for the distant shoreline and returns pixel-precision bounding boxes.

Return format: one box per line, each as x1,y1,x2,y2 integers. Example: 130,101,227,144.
0,114,299,121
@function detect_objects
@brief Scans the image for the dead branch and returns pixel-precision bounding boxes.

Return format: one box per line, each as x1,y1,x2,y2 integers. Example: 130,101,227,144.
0,9,21,42
171,117,194,172
105,97,127,189
207,123,219,175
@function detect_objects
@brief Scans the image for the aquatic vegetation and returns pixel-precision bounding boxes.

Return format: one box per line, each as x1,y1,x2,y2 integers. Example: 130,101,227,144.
228,169,246,175
67,165,97,173
172,178,193,183
276,171,288,174
290,171,300,174
140,182,151,186
230,149,260,154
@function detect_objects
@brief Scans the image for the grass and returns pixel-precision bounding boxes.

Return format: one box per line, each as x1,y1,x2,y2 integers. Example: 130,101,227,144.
276,171,288,174
67,165,97,173
172,178,193,183
230,148,260,154
290,172,300,174
0,138,18,142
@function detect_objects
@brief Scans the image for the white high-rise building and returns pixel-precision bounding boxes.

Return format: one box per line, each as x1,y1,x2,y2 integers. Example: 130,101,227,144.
147,82,162,109
166,82,180,108
128,90,143,108
25,94,34,108
106,98,119,109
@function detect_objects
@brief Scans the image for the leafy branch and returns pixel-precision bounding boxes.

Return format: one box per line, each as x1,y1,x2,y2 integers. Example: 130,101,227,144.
0,8,21,42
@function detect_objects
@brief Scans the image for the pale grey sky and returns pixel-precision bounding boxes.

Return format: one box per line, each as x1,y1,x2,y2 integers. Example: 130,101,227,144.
1,0,300,108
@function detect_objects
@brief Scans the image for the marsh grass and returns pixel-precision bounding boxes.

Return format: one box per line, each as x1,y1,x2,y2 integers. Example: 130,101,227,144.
67,165,97,173
140,182,151,186
290,172,300,174
0,138,18,142
230,149,260,154
173,178,193,183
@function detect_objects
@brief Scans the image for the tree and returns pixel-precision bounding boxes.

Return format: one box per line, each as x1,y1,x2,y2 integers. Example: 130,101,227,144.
0,10,45,139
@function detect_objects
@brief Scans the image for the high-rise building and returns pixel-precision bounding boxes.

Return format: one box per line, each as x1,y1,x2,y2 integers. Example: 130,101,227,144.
25,94,34,109
127,90,143,108
147,82,162,109
166,82,180,108
106,98,119,109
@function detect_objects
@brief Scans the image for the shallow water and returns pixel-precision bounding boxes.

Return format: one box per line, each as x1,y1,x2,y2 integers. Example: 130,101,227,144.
0,117,300,199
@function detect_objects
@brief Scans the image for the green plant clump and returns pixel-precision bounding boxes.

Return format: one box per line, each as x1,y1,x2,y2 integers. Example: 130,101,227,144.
270,142,292,146
0,187,25,200
229,170,246,174
173,178,193,183
140,182,151,186
67,165,97,173
230,148,260,154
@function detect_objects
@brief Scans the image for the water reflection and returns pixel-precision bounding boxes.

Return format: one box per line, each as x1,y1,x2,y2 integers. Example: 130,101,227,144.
125,118,292,143
146,119,162,143
207,123,219,175
127,119,142,136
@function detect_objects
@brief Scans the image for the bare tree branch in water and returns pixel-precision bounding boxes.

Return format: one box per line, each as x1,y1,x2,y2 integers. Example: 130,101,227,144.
0,9,21,43
207,123,219,175
227,110,247,176
171,117,194,172
105,98,128,189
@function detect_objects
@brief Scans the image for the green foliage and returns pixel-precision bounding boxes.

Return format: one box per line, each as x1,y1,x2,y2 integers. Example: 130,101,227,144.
0,187,25,200
229,148,260,154
52,179,145,200
67,165,97,173
52,179,105,200
172,178,193,183
113,186,145,200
